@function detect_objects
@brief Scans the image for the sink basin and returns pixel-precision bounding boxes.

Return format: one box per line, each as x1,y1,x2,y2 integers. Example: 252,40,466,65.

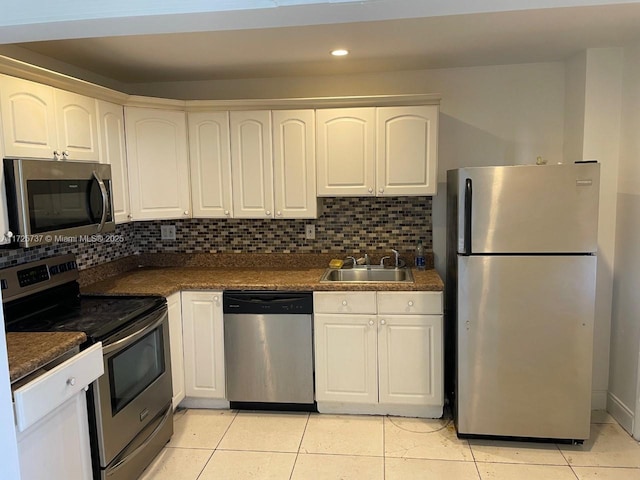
320,266,414,283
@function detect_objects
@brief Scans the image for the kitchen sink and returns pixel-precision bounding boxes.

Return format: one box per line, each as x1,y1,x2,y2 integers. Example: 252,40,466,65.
319,266,414,283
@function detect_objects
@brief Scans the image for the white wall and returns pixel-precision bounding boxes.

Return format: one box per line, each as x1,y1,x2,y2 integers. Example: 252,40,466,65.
608,43,640,438
580,48,624,409
0,310,21,480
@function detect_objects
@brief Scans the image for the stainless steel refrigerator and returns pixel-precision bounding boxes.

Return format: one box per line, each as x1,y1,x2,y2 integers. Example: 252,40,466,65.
445,162,600,441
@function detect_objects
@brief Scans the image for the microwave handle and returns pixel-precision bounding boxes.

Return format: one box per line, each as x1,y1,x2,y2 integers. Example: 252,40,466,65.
92,170,109,232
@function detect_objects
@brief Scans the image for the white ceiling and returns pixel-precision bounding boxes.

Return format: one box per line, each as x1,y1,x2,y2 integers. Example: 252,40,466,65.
4,1,640,85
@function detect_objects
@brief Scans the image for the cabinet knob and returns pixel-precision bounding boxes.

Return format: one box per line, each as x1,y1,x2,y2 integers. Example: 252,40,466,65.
380,319,387,325
276,211,282,217
184,211,189,216
127,214,132,219
53,150,61,160
266,210,271,216
408,301,414,307
379,188,384,193
67,377,76,387
368,187,373,193
342,300,348,306
368,320,375,326
214,296,219,302
62,150,69,158
224,210,230,216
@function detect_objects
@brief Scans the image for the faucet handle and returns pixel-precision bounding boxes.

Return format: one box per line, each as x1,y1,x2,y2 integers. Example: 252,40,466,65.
380,256,391,267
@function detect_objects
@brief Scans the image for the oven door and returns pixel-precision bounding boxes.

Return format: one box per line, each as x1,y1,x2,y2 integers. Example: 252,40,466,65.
93,306,173,468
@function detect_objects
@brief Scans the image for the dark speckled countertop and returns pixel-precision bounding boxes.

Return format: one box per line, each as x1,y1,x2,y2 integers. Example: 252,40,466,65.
81,266,443,296
6,332,86,383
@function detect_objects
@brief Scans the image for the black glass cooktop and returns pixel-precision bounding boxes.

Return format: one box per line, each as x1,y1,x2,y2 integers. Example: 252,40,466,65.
4,284,165,343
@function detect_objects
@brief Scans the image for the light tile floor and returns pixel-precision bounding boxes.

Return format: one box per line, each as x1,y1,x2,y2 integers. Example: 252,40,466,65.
140,409,640,480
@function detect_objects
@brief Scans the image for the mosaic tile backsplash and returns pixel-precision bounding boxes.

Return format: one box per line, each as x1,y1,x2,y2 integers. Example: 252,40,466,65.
0,197,432,270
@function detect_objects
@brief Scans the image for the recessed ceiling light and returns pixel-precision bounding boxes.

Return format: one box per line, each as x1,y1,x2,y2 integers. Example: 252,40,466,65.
331,49,349,57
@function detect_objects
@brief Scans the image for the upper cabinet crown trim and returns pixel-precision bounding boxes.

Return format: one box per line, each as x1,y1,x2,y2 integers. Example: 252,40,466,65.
0,55,441,109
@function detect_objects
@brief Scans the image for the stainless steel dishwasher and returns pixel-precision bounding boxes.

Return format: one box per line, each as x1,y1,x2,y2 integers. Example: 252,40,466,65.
223,291,315,409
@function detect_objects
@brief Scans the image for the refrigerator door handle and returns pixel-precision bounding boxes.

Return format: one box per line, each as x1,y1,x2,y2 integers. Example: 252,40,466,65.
463,178,472,255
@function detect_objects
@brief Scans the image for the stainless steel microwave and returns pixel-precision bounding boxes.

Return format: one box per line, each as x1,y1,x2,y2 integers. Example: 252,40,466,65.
3,158,115,248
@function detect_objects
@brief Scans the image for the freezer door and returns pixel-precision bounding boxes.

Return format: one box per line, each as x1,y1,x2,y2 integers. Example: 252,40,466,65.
455,163,599,254
456,255,596,440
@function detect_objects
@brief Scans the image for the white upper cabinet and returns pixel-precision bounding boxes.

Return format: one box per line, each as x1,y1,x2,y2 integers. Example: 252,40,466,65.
0,75,99,161
376,106,438,195
272,110,317,218
54,89,100,162
97,100,130,223
0,75,58,159
188,111,233,218
230,111,274,218
317,105,439,196
125,107,191,220
316,107,376,196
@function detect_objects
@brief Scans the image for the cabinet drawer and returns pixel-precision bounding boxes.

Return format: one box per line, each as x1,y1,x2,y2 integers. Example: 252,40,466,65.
313,292,377,314
377,292,442,315
13,343,103,432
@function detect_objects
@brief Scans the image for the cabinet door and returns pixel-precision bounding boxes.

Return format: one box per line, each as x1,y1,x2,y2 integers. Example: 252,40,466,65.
166,292,185,409
125,107,191,220
97,100,130,223
54,90,100,161
378,314,443,406
0,75,57,159
314,313,378,404
316,108,375,196
272,110,317,218
17,392,93,480
181,291,226,399
376,106,438,196
188,111,233,218
230,111,273,218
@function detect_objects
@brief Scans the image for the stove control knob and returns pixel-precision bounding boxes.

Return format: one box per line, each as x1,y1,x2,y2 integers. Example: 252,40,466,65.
67,377,76,387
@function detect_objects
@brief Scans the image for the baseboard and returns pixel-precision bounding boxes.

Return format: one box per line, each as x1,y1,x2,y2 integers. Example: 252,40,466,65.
179,397,230,409
591,390,608,410
317,401,443,418
606,391,634,435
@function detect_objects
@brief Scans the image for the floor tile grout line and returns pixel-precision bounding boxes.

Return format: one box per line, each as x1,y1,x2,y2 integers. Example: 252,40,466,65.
213,409,240,451
290,412,311,480
382,416,386,480
194,449,216,480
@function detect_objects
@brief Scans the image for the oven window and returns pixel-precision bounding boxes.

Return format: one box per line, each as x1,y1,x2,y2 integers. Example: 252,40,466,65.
108,328,165,415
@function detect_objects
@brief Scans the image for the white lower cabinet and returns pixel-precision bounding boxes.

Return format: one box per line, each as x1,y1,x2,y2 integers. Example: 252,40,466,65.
181,291,228,408
313,291,443,417
166,292,185,409
14,343,103,480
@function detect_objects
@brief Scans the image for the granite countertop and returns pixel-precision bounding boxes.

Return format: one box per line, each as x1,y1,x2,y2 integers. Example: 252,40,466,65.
81,266,444,296
6,332,87,383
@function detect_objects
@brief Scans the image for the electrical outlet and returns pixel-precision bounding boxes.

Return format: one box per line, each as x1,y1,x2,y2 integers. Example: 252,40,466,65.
305,224,316,240
161,225,176,240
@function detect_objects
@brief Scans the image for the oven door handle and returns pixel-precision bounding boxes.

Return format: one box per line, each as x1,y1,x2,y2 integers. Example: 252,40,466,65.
106,403,172,476
92,170,109,233
102,309,167,355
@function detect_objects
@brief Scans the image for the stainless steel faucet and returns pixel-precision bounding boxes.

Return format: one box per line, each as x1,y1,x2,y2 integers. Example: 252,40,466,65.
345,256,357,268
391,249,400,268
364,253,370,269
